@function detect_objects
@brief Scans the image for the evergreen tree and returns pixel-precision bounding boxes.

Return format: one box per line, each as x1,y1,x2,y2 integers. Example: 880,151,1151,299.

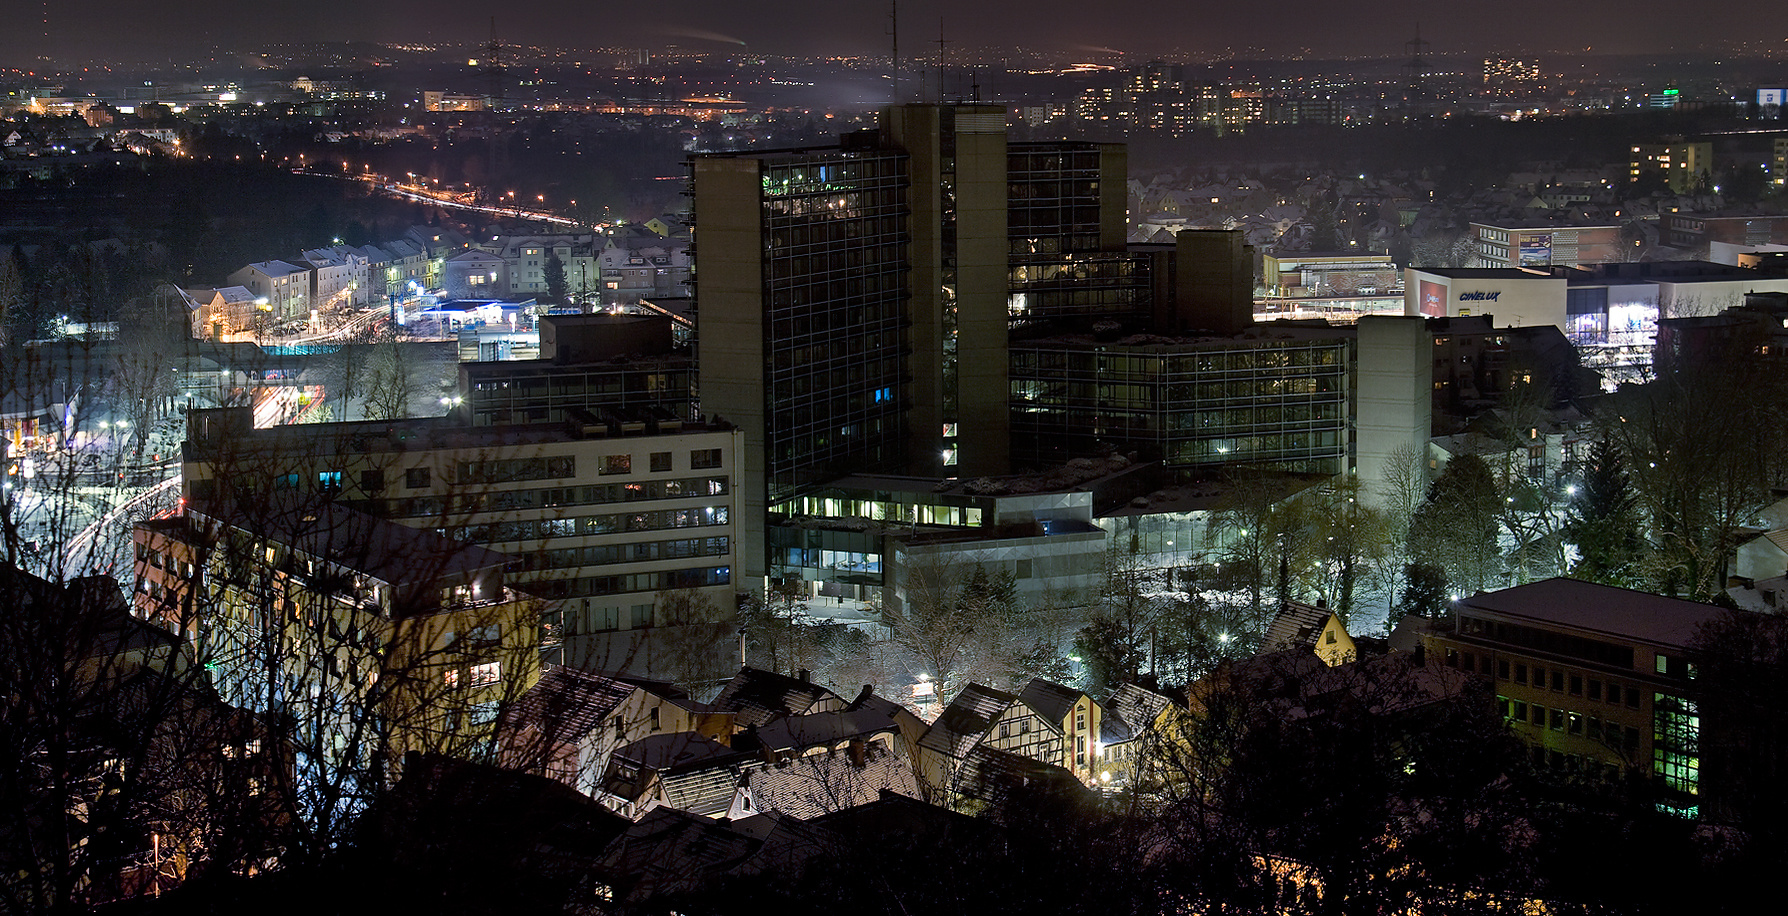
544,252,568,305
1563,437,1645,585
1396,562,1450,625
1408,454,1502,593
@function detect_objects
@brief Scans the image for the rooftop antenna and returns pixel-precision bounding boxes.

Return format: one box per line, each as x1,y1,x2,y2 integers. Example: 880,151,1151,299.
935,18,950,102
889,0,900,104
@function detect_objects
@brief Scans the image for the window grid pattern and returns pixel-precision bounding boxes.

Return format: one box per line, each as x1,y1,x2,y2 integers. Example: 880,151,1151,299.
1008,253,1145,323
464,365,695,426
760,151,913,502
440,506,728,542
1010,340,1349,473
1007,145,1105,254
373,476,727,519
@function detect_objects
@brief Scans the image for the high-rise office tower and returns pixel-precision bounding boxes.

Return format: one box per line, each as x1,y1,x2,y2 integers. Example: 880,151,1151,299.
694,104,1027,579
881,104,1012,480
694,137,913,581
695,104,1150,583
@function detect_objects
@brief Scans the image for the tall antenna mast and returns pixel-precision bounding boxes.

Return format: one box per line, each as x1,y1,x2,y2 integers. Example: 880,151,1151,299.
483,16,507,105
1402,22,1430,120
889,0,900,104
935,18,950,102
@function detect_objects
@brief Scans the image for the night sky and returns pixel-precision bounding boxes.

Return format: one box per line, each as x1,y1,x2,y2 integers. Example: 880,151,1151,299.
5,0,1783,65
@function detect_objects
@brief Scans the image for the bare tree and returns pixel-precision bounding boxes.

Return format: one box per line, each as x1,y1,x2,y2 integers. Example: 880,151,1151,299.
739,579,827,678
362,333,418,421
649,587,737,695
884,557,1022,696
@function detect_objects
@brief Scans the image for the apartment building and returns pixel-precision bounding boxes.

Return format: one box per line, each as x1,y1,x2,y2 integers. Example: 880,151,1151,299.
132,495,540,763
180,406,740,678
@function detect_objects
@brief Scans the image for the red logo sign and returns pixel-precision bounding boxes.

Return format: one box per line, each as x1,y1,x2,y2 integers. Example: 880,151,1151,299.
1419,280,1447,317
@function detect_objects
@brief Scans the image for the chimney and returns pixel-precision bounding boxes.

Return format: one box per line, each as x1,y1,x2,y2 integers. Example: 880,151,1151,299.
797,668,810,683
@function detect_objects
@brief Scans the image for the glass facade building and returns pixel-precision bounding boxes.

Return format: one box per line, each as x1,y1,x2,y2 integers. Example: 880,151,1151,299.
756,151,914,503
1010,335,1351,475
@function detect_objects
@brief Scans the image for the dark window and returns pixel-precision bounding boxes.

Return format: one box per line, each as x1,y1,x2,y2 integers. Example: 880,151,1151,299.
406,467,431,488
650,451,672,472
1552,670,1565,691
691,448,723,469
1497,659,1510,680
1588,679,1602,701
360,469,385,492
1570,675,1582,696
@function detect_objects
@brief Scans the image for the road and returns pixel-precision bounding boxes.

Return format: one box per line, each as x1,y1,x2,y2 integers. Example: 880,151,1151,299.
62,476,182,579
297,169,591,228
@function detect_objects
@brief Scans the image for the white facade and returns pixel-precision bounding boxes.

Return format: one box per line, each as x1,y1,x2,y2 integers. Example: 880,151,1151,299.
1405,268,1567,330
227,260,308,324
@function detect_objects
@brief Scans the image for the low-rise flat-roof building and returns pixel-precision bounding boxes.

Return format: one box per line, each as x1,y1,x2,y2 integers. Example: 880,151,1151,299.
1405,267,1567,327
1423,578,1727,815
457,314,696,428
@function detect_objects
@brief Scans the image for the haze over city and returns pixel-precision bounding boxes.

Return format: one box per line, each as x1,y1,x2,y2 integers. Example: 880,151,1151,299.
6,2,1788,913
8,0,1787,63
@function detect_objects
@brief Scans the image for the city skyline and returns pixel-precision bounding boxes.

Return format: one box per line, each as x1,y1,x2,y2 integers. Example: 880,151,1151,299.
6,0,1785,67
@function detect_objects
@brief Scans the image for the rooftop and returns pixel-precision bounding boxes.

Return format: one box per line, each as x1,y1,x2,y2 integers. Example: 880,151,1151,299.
1413,268,1554,280
187,495,509,590
1455,577,1730,650
185,407,731,459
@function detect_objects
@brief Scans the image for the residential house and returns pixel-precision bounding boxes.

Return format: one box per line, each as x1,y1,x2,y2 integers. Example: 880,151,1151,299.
1103,681,1191,796
711,667,848,727
226,260,308,325
497,666,733,797
1014,678,1104,784
174,285,258,340
1,566,288,904
299,247,362,310
443,249,508,300
379,239,429,298
917,677,1111,794
1263,600,1357,667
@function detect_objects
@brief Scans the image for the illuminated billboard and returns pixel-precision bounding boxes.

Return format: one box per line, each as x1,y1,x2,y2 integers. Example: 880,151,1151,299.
1518,234,1553,267
1760,88,1785,120
1419,280,1447,317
